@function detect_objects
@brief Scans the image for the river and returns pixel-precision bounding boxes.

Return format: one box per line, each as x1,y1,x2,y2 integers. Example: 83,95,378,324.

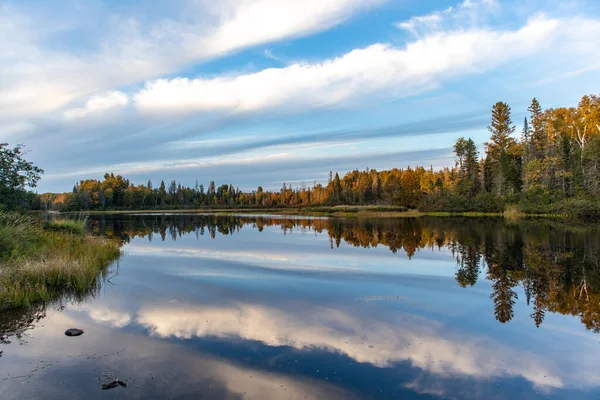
1,214,599,399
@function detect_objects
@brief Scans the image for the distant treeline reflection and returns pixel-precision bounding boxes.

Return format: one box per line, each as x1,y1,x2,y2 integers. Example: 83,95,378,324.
88,214,600,333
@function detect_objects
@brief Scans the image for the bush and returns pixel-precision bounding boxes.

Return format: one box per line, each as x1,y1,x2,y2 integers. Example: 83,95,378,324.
560,199,600,221
418,192,469,213
418,192,505,213
472,192,504,213
518,197,600,220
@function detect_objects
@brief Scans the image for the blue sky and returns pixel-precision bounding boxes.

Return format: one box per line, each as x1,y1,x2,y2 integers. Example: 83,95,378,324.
2,0,599,192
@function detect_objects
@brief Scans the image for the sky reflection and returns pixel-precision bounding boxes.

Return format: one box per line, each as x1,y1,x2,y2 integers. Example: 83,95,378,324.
2,215,600,399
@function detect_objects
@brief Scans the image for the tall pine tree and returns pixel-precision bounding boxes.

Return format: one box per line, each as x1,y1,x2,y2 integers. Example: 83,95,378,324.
485,102,516,195
527,98,546,159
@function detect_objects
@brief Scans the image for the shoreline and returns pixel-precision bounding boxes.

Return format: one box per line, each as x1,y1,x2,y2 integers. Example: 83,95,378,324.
53,207,565,219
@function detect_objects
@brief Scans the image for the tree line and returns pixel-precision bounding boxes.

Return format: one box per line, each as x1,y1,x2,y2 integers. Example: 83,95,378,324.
15,93,600,217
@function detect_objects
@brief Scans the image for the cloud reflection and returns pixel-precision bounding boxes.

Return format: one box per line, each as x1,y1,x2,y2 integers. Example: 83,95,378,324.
1,310,356,400
136,303,563,388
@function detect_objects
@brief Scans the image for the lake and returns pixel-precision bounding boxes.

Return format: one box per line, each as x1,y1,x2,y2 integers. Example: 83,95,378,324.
1,214,600,399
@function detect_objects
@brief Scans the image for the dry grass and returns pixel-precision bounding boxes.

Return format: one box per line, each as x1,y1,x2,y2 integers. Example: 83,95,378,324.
0,212,121,309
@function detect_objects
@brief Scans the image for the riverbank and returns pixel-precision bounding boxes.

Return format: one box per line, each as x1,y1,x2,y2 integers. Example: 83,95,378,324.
58,205,564,219
0,212,121,310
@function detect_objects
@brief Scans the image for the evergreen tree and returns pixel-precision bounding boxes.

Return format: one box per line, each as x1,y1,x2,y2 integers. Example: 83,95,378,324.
333,173,342,204
485,102,516,195
527,98,546,158
486,102,516,159
159,180,167,206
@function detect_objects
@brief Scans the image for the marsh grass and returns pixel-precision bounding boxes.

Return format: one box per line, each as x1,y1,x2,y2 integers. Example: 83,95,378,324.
0,212,121,310
42,213,89,234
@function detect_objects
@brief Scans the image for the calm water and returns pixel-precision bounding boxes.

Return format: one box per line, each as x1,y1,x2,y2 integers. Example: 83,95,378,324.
1,214,600,399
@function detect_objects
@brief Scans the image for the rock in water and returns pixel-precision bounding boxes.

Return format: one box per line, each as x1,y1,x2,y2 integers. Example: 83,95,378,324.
0,350,3,357
102,379,127,390
65,328,84,337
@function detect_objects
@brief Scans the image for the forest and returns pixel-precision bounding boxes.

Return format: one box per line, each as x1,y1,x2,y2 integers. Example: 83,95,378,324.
30,93,600,218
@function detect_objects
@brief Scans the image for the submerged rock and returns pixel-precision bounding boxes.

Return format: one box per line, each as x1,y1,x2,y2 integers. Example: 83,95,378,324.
102,379,127,390
64,328,84,337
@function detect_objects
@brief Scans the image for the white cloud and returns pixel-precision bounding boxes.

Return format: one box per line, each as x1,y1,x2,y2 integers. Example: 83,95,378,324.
64,91,129,120
397,0,499,37
263,49,280,61
43,151,292,179
0,0,385,122
196,0,385,56
134,15,564,114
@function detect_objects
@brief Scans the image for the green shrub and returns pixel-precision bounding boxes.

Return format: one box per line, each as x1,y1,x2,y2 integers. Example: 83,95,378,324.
560,199,600,221
518,197,600,220
418,192,469,212
472,193,504,213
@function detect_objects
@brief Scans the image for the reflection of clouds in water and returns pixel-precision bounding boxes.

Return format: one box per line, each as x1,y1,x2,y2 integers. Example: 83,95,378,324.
127,244,365,272
88,309,132,328
2,311,355,400
136,303,565,389
209,359,356,400
127,241,457,278
72,304,132,328
128,244,290,262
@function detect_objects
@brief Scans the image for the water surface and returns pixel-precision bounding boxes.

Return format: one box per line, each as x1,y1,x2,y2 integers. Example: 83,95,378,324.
1,215,600,399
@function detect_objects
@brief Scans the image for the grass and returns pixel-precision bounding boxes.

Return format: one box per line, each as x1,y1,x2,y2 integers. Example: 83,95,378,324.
42,214,89,234
0,212,121,310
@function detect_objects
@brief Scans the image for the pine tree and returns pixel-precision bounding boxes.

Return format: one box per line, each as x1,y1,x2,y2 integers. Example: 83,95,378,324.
486,102,516,159
333,173,342,204
485,102,516,195
159,180,167,206
528,98,545,158
464,138,480,196
522,117,530,143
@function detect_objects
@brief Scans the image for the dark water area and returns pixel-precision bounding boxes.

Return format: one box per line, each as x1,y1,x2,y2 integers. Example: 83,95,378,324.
2,214,600,399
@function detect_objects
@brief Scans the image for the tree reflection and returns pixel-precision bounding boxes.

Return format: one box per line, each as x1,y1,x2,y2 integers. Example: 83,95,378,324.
87,214,600,332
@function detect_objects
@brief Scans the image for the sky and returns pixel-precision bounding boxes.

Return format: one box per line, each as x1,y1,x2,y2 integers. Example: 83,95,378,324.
2,0,600,193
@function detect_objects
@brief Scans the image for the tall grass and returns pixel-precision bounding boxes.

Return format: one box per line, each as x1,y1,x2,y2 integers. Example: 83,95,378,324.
43,213,89,234
0,212,121,310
